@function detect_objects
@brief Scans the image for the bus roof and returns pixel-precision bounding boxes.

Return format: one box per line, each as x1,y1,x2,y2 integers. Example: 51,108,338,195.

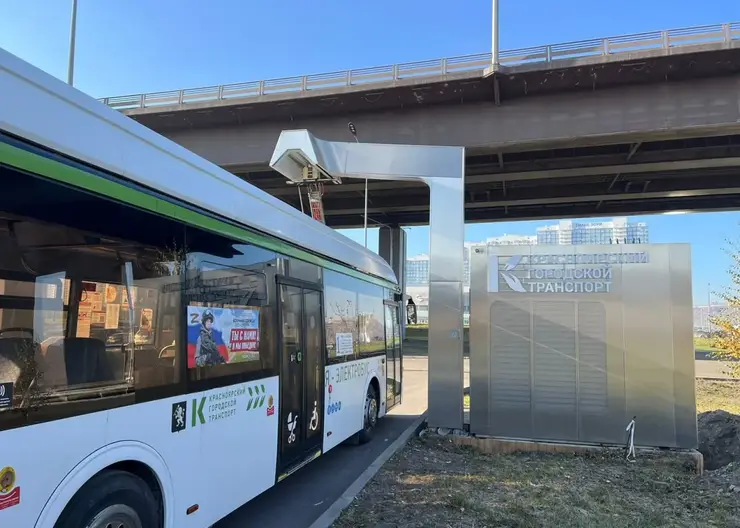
0,48,398,286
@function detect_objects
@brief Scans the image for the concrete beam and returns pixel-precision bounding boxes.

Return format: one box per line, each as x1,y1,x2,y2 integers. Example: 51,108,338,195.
260,156,740,196
324,197,740,229
163,75,740,168
322,185,740,216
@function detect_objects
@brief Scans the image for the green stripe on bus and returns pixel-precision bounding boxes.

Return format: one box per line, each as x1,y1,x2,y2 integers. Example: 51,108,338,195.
0,141,398,290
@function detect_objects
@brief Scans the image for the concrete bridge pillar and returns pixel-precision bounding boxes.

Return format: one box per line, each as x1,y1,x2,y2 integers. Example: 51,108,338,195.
379,226,407,339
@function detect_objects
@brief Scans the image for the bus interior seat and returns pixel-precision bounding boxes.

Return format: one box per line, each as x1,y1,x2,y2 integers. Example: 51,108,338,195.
133,345,166,370
158,344,176,364
52,338,119,386
133,344,176,388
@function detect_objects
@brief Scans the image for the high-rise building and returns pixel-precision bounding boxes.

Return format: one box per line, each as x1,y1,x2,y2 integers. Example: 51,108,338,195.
404,218,647,288
406,236,537,287
486,234,538,246
405,254,430,286
536,217,648,245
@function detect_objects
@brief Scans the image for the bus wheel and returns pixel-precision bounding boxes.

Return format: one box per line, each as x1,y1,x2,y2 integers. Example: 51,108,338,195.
359,383,379,444
55,469,159,528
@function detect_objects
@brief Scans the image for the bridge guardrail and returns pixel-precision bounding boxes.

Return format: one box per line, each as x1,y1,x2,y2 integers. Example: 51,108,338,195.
100,22,740,111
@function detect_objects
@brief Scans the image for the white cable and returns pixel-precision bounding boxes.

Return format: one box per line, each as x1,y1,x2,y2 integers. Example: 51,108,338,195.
363,177,368,248
625,417,636,462
347,122,368,247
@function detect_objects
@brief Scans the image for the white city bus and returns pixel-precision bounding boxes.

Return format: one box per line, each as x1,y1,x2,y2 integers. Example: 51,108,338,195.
0,48,403,527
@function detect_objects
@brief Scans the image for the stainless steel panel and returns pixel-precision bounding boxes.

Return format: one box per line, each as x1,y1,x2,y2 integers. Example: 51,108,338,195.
578,302,608,415
428,280,464,429
489,298,533,437
670,244,698,448
532,300,578,440
578,301,613,443
427,176,466,429
471,243,696,448
622,246,676,447
469,248,491,433
428,180,465,283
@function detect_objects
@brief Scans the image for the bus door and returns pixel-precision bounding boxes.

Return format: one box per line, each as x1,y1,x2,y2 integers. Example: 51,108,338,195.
384,302,402,409
277,280,324,477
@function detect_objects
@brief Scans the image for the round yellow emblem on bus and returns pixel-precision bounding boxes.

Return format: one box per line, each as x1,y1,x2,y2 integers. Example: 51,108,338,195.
0,467,15,494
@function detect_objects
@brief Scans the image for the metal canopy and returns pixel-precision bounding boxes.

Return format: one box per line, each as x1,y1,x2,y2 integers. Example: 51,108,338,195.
270,129,466,429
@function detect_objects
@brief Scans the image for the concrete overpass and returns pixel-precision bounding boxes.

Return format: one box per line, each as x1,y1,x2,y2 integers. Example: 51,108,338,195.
104,22,740,227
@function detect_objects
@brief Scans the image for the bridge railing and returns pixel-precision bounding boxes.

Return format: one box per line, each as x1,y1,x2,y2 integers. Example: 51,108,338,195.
100,22,739,111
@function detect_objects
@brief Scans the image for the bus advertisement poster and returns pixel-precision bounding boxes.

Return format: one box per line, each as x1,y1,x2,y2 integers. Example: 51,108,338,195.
187,306,260,368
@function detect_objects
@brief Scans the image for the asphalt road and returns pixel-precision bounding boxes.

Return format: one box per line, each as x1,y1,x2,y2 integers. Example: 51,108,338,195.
215,414,418,528
695,358,732,379
215,363,429,528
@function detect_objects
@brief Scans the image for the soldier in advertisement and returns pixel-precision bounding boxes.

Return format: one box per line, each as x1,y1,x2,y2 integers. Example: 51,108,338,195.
194,310,226,367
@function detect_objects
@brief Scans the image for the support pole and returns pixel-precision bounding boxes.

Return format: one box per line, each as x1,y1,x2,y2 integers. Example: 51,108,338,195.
491,0,500,69
67,0,78,86
708,282,712,333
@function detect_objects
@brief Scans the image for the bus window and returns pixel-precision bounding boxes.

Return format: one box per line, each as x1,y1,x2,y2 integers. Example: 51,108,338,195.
183,226,277,382
0,214,185,414
324,270,359,362
68,277,181,390
357,282,385,357
283,258,322,284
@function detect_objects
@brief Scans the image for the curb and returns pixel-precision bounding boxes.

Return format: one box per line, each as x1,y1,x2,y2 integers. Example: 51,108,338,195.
308,412,428,528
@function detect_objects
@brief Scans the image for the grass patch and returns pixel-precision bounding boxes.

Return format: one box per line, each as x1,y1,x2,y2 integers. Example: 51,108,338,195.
338,381,740,527
695,336,724,353
334,436,739,528
696,379,740,414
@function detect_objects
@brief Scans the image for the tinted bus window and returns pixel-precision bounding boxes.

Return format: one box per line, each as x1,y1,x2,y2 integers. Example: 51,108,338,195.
324,270,359,362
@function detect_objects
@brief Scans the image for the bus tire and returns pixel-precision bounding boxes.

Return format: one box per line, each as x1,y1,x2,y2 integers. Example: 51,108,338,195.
54,469,160,528
358,382,379,444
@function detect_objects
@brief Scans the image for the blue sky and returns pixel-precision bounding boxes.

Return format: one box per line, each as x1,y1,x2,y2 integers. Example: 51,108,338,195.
1,0,738,303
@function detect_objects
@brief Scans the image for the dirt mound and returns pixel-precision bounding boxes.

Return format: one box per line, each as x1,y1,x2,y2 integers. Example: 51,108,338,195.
698,410,740,470
706,461,740,492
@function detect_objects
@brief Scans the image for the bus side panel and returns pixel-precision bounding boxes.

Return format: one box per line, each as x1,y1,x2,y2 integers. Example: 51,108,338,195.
0,413,107,528
322,356,385,453
378,358,388,420
1,376,279,528
196,376,279,526
35,439,177,528
106,376,280,528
